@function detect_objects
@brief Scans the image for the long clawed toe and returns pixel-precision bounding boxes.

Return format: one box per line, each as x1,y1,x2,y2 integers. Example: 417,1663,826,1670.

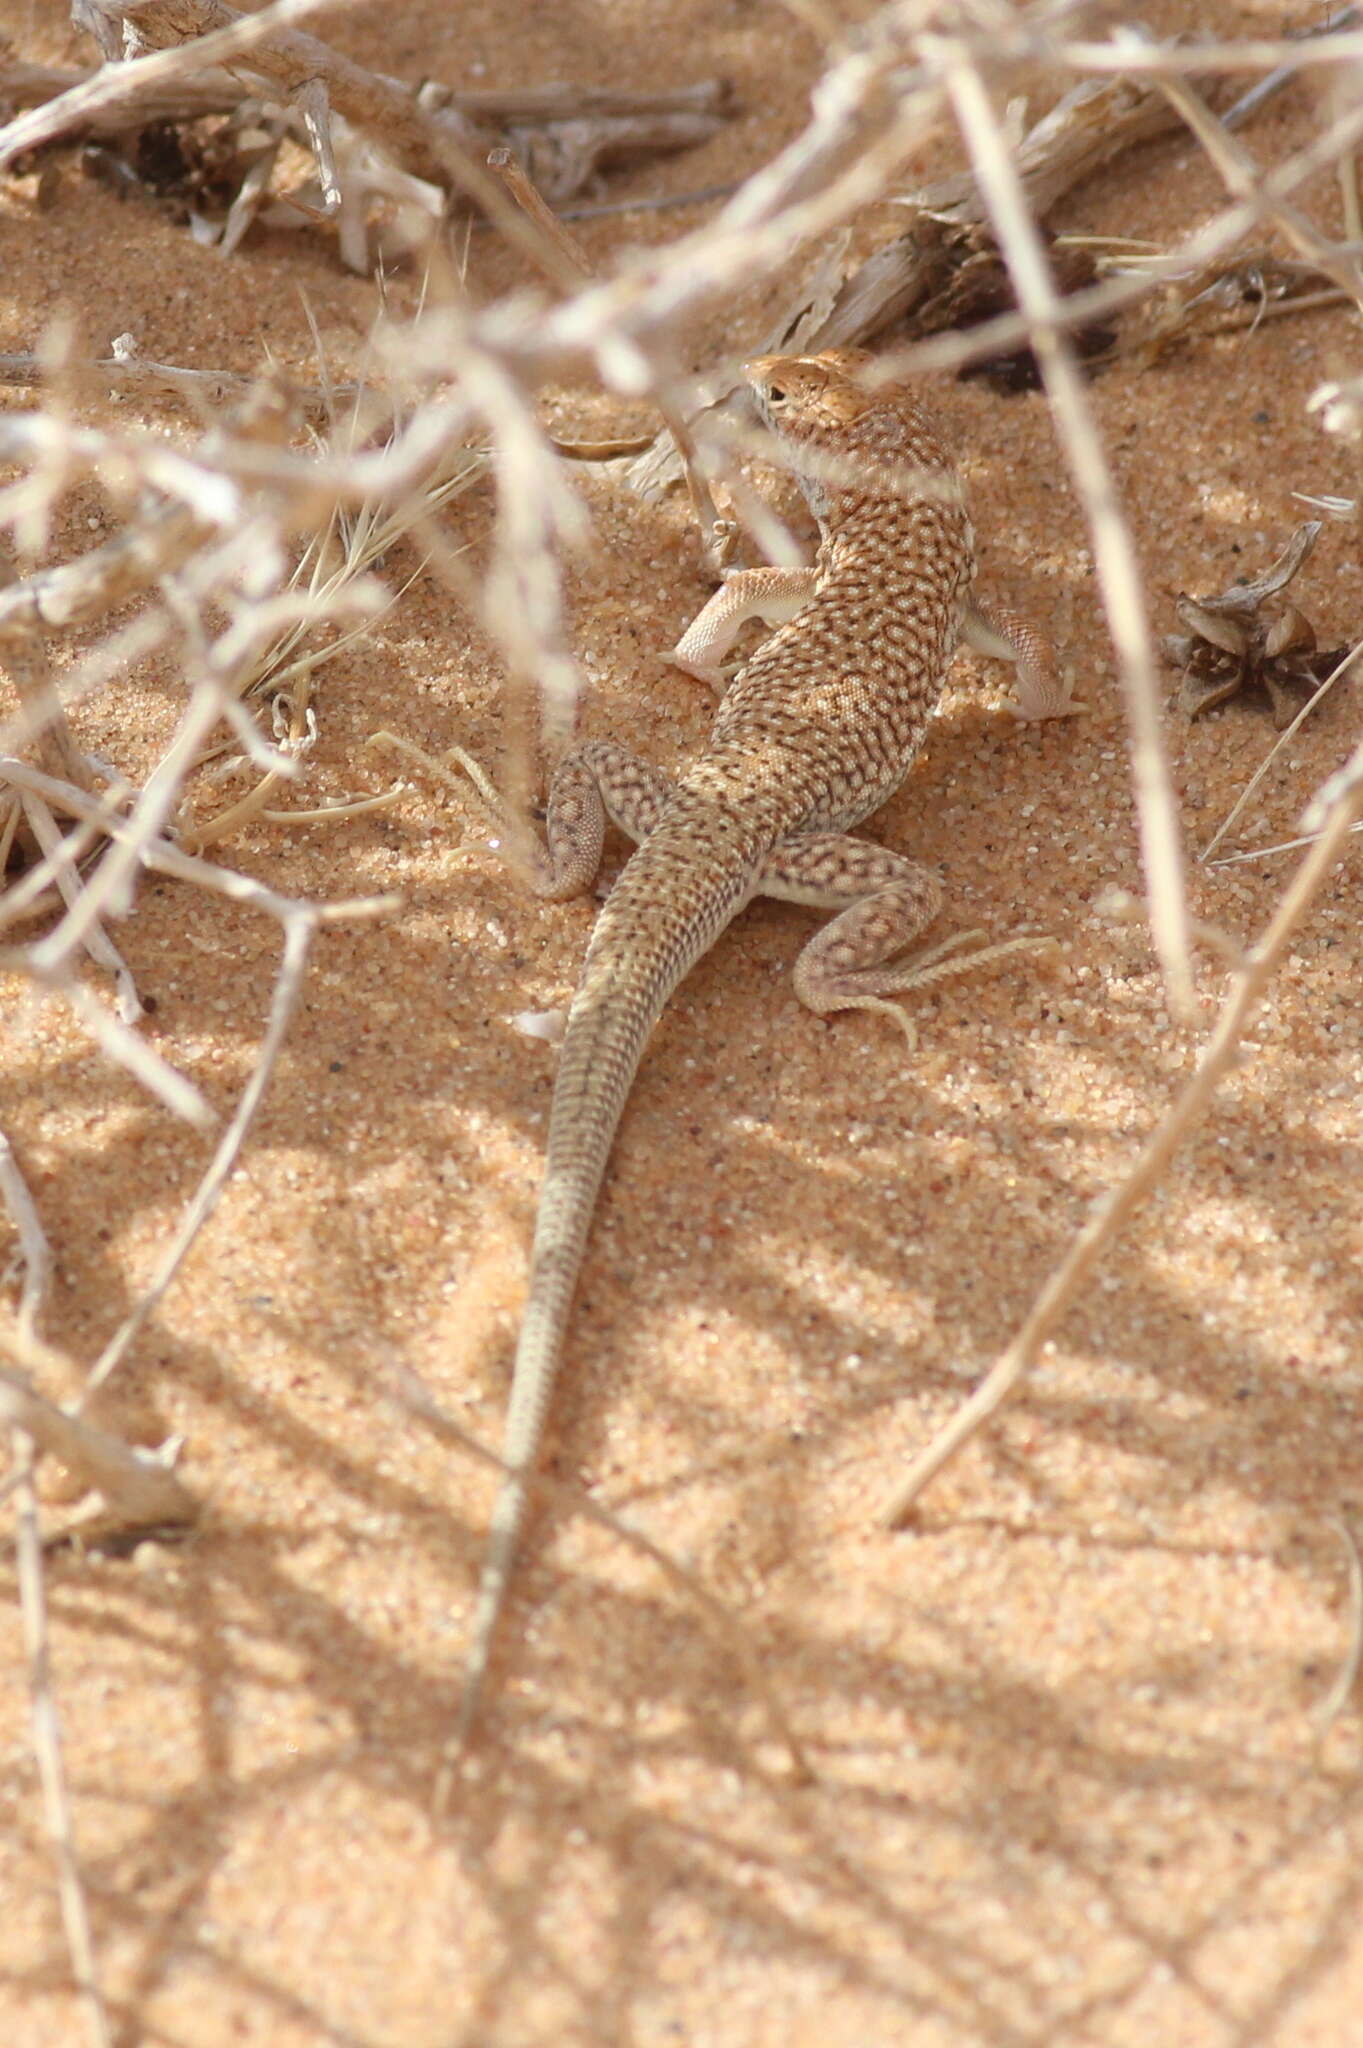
812,929,1059,1053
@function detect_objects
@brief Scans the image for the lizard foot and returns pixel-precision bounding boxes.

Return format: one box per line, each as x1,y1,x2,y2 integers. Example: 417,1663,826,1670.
812,930,1059,1053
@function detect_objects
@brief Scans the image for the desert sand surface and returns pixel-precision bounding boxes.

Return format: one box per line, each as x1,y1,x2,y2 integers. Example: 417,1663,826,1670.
3,3,1363,2044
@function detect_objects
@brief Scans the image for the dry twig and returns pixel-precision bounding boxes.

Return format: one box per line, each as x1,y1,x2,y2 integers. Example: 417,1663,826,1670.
882,736,1363,1525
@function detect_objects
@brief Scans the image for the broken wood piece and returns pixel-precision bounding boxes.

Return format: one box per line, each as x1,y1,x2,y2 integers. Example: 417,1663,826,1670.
1,12,732,208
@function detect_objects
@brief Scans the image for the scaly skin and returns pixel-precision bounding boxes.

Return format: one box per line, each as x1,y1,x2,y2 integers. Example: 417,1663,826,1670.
452,349,1071,1748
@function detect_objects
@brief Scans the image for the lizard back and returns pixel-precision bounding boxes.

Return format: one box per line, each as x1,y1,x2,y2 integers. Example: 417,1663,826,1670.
452,350,981,1749
699,351,975,834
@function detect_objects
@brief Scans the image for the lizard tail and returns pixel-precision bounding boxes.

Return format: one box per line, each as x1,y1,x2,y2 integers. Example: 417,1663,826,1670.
454,825,757,1746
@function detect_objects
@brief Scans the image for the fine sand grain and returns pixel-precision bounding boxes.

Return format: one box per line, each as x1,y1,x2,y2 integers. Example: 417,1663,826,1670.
3,4,1363,2044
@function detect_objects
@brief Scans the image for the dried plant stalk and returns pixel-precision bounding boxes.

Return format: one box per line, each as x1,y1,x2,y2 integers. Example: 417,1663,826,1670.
3,1,731,209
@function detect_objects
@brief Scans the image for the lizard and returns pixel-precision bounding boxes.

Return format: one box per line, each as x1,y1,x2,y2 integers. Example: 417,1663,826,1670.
450,347,1074,1747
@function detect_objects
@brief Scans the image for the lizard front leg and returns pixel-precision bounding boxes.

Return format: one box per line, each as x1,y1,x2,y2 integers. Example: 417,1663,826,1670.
452,738,676,898
962,596,1078,722
761,831,1050,1048
668,565,818,692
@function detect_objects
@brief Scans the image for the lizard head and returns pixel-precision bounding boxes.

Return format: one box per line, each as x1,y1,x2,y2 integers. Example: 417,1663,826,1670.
741,349,955,523
742,349,884,445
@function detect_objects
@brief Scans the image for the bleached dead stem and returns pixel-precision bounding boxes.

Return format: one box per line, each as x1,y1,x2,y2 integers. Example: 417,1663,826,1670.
81,904,378,1404
932,42,1193,1014
18,792,142,1020
1,53,730,140
0,1132,51,1346
883,737,1363,1525
0,347,354,418
1,760,397,1417
0,1146,118,2048
11,1437,112,2048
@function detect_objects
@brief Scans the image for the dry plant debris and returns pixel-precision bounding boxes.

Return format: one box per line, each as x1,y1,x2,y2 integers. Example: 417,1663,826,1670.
1164,521,1356,723
1127,250,1354,364
6,0,733,267
3,0,1363,2039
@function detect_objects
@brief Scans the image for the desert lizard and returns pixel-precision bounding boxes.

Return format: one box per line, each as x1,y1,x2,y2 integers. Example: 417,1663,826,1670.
452,348,1073,1745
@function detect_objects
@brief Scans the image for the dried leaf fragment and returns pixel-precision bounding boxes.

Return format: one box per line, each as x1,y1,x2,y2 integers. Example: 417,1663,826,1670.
1162,524,1354,726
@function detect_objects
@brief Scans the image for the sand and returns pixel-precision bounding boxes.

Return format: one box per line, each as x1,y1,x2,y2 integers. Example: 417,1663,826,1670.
3,3,1363,2043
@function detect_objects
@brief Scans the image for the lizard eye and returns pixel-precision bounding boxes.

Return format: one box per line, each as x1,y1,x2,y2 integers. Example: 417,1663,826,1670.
765,382,787,406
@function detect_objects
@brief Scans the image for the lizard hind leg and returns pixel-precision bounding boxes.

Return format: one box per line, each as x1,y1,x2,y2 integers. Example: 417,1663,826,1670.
961,595,1081,722
450,739,677,901
761,831,1053,1051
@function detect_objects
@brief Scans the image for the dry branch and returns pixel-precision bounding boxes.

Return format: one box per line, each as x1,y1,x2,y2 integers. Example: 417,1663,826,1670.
883,734,1363,1524
3,0,730,220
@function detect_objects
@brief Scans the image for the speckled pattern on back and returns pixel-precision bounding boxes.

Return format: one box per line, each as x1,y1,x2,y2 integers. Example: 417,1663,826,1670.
452,349,1048,1750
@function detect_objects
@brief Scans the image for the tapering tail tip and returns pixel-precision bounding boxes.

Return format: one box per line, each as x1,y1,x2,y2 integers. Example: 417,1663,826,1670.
442,1469,532,1779
432,1592,503,1811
